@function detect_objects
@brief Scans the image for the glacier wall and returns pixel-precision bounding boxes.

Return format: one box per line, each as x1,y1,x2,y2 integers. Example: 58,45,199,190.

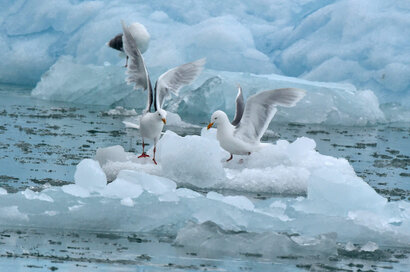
1,0,409,105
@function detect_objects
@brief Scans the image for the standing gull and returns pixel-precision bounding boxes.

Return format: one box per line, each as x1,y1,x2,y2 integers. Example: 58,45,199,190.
107,22,150,67
207,86,306,161
121,21,205,164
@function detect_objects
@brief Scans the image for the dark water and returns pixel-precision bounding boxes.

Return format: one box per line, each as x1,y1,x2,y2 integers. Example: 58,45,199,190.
0,227,409,272
0,85,409,271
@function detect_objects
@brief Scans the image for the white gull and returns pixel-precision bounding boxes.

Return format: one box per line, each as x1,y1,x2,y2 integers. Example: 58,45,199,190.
207,86,306,161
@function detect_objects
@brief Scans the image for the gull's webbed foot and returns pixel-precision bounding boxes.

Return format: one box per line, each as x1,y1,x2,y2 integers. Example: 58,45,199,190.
138,153,150,158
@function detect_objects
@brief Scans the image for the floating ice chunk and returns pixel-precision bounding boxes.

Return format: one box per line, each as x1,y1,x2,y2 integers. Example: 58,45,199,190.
157,131,226,187
158,191,179,202
68,204,83,212
44,210,58,216
74,159,107,190
175,221,337,258
224,166,308,195
62,158,107,197
167,70,388,125
0,187,7,195
300,166,387,216
30,58,391,124
207,192,254,211
175,188,201,199
61,184,90,198
22,189,54,202
270,200,287,209
116,170,176,196
106,106,137,116
200,126,215,137
95,145,130,166
360,241,379,252
101,177,143,199
345,241,357,251
165,112,199,128
93,131,317,195
120,197,135,207
102,160,160,183
0,206,28,222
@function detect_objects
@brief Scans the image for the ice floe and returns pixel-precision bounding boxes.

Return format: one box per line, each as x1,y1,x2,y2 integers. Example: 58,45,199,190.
0,128,408,252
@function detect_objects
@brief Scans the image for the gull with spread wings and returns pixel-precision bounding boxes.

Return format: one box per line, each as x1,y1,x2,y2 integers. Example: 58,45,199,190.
207,86,306,161
107,22,150,67
121,21,205,164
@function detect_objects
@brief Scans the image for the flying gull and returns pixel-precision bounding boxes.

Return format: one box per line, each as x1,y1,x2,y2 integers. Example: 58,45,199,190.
121,21,205,164
108,22,150,67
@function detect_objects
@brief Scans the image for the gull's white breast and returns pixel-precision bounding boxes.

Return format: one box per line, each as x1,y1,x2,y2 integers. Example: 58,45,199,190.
139,112,163,139
216,124,260,155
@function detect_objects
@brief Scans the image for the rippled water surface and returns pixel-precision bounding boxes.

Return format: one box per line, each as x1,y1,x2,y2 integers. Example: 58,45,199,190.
0,85,409,271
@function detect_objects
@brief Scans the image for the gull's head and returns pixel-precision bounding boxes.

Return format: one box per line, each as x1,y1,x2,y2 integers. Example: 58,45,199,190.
156,109,167,124
207,110,227,129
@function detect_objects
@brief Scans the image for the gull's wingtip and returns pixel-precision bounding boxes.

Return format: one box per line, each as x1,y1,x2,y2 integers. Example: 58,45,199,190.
120,20,127,31
194,57,206,66
292,88,307,98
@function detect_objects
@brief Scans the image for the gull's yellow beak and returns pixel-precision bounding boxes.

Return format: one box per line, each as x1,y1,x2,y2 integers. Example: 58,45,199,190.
162,118,167,124
207,122,214,130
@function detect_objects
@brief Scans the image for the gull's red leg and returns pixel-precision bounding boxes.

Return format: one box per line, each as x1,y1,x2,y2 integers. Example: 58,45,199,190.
138,140,150,158
152,146,157,165
226,154,233,162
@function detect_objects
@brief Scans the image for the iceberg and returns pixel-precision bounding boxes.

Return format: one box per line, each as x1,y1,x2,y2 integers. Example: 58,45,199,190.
31,58,388,125
1,0,409,106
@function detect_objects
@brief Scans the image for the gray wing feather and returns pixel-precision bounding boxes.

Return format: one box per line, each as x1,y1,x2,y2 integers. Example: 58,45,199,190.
121,21,152,113
231,85,245,126
234,88,306,142
156,58,205,109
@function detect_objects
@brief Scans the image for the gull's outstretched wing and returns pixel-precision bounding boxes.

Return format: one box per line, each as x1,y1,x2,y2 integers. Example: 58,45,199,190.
231,85,245,126
234,88,306,143
155,58,205,109
121,20,153,113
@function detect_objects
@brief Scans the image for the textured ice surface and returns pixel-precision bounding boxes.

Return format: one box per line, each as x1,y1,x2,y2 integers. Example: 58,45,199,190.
31,56,140,106
31,58,390,125
0,128,408,253
95,129,311,194
172,70,387,125
1,0,409,106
